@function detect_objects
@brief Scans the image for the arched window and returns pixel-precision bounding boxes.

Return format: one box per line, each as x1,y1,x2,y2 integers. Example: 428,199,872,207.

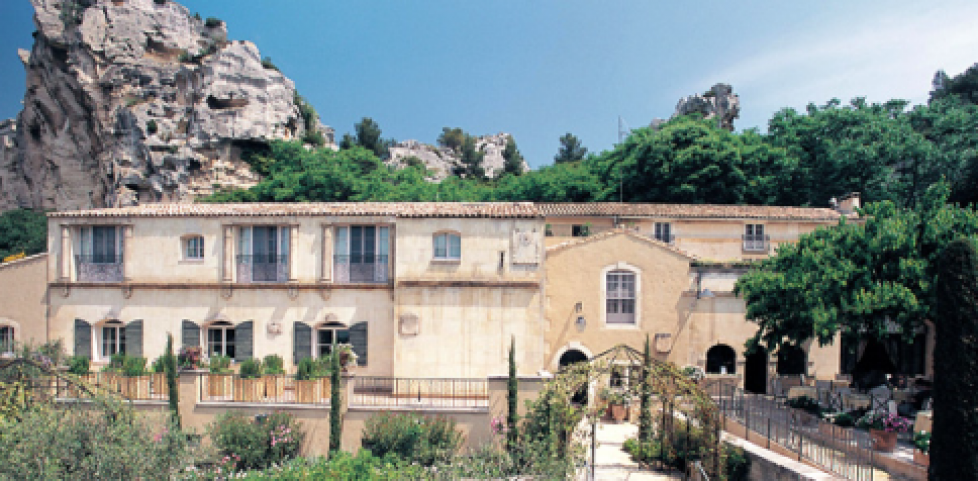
183,235,204,260
102,320,126,358
706,344,737,374
606,270,636,324
207,321,236,358
433,232,461,260
317,322,350,358
0,325,14,355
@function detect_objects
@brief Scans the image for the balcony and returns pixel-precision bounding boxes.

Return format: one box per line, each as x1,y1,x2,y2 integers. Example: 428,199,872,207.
742,234,770,252
334,255,389,284
236,254,288,283
75,255,123,282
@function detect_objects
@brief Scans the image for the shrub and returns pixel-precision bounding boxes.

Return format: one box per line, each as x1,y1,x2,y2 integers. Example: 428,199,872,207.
360,412,464,466
787,396,824,417
263,354,284,375
205,17,223,28
209,355,232,374
146,120,158,135
832,412,855,427
122,356,147,377
295,357,327,380
239,358,262,379
67,355,89,375
261,56,278,71
723,443,751,481
151,355,166,373
209,411,304,470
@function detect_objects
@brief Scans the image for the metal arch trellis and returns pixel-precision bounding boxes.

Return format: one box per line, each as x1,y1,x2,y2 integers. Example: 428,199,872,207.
550,344,723,479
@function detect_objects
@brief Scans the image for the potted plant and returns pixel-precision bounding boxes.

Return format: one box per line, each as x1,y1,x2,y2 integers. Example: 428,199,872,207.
178,346,204,371
262,354,286,400
234,358,263,402
65,355,92,398
207,355,233,399
150,356,168,397
120,356,149,399
602,388,631,423
857,412,913,452
294,357,324,404
819,411,854,436
913,430,930,466
335,344,358,371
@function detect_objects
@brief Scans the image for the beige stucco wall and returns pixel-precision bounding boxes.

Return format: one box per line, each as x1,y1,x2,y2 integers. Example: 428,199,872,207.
0,254,48,349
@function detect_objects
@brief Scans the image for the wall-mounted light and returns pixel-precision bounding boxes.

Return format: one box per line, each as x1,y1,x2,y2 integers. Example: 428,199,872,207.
574,302,583,313
697,288,715,300
575,316,586,331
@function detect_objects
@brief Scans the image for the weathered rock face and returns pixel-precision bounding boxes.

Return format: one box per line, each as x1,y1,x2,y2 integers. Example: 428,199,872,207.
0,0,333,212
661,83,740,131
387,133,527,180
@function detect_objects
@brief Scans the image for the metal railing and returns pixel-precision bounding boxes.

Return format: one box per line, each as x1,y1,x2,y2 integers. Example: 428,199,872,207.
334,255,389,284
75,255,124,282
199,373,332,405
707,382,876,481
742,235,770,252
351,376,488,409
236,254,289,283
55,371,169,401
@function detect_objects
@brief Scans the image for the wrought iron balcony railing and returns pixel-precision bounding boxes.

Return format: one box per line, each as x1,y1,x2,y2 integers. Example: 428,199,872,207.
75,255,123,282
334,255,389,284
742,234,770,252
236,254,289,283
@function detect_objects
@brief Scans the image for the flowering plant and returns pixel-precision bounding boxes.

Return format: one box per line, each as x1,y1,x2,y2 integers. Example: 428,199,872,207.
857,412,913,433
490,416,508,435
178,346,205,370
335,344,358,369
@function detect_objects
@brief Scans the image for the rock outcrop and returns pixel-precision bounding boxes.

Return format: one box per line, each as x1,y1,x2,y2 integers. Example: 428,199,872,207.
654,83,740,131
387,133,527,180
0,0,334,211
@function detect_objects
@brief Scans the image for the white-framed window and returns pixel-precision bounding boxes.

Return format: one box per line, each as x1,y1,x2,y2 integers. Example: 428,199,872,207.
316,322,350,358
207,321,236,358
745,224,764,238
334,225,390,283
184,235,204,260
79,225,123,264
744,224,767,252
606,270,636,324
0,326,14,354
237,226,290,282
654,222,672,243
433,232,461,260
101,320,126,358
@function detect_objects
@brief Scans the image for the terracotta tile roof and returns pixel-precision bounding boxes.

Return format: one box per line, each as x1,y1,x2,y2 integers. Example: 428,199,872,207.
48,202,542,219
538,203,845,221
546,228,698,260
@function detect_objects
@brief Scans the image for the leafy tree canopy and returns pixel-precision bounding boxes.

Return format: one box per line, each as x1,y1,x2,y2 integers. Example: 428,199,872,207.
554,133,587,164
0,209,47,261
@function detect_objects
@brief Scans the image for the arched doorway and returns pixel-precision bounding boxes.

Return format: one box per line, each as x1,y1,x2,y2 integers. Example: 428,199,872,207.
776,344,807,376
705,344,736,375
559,349,589,404
744,350,768,394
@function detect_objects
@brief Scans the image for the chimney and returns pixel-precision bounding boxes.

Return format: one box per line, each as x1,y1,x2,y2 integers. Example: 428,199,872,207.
836,192,860,215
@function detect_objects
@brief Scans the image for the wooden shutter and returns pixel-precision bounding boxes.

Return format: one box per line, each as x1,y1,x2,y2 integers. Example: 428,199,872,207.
235,321,253,362
74,319,91,359
182,320,200,349
349,322,368,366
125,320,143,358
294,322,312,365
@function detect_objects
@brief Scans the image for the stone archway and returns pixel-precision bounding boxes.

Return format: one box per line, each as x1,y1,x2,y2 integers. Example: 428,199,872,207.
559,349,589,404
705,344,736,375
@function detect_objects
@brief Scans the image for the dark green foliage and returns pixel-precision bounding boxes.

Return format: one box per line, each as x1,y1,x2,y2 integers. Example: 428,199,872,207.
930,63,978,105
360,412,464,466
502,135,524,175
146,119,158,135
832,412,856,427
67,355,89,376
931,238,978,479
204,17,223,28
348,117,391,159
154,0,167,4
294,94,325,148
554,132,587,164
261,56,278,71
164,334,179,428
209,411,304,470
263,354,285,375
239,358,262,379
209,355,231,374
122,356,147,377
151,355,166,373
638,335,653,443
786,396,824,417
438,127,465,153
295,356,328,380
723,443,751,481
0,209,47,261
507,336,518,455
329,350,342,453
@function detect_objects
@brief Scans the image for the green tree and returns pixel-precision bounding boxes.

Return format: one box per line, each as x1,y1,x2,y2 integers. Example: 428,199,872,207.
164,333,180,429
437,127,465,153
457,134,485,180
0,209,48,261
507,336,518,457
931,238,978,479
354,117,391,159
502,135,525,176
930,63,978,105
735,182,978,352
329,350,342,453
554,133,587,164
638,335,653,443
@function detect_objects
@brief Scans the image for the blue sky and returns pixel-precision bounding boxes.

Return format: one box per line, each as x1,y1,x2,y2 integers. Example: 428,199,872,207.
1,1,976,168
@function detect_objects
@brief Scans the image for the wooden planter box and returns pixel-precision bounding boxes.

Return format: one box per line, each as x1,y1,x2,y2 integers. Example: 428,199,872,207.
294,379,322,404
208,374,233,399
119,376,150,399
262,375,286,400
914,450,930,467
234,377,263,402
150,372,169,397
870,428,898,452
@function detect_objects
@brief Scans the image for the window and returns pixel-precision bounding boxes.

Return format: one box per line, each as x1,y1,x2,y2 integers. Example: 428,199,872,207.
0,326,13,354
743,224,767,252
334,225,390,283
207,321,236,358
316,323,350,358
184,235,204,259
101,321,126,358
79,226,122,264
433,232,461,260
654,222,672,243
572,224,590,237
237,226,290,282
745,224,764,238
606,270,636,324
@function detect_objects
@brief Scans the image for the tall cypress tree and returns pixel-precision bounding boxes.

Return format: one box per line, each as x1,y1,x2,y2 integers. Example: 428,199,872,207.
329,350,342,453
164,333,180,429
507,336,519,456
638,335,653,443
932,238,978,479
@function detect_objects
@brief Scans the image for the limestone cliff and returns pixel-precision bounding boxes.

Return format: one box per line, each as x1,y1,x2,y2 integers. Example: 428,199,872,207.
652,83,740,132
0,0,334,211
387,133,528,181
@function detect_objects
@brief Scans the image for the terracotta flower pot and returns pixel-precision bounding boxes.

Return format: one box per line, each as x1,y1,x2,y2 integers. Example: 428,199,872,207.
914,450,929,467
870,428,898,452
611,404,628,423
